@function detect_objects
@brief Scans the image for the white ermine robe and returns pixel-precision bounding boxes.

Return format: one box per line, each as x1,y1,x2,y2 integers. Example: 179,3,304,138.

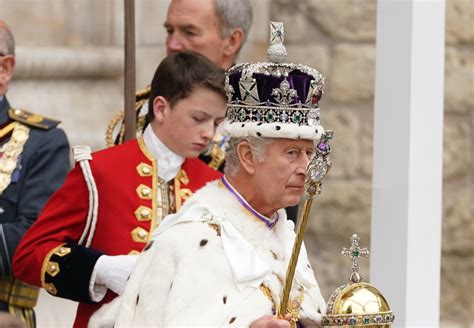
89,180,326,327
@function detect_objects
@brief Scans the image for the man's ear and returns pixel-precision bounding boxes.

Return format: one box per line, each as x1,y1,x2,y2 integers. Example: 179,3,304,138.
236,140,257,175
223,28,244,57
152,96,169,124
0,55,15,87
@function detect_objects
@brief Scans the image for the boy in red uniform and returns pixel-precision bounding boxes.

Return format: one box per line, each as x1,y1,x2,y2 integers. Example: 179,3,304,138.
12,51,226,327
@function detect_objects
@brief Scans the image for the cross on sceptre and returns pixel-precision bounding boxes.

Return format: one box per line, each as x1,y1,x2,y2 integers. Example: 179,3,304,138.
341,234,369,283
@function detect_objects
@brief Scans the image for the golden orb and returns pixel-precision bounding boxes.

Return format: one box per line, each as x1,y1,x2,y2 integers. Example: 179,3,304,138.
322,235,395,327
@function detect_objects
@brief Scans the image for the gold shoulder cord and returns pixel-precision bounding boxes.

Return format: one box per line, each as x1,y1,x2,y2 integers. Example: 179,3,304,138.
207,143,226,170
105,87,151,147
0,123,30,194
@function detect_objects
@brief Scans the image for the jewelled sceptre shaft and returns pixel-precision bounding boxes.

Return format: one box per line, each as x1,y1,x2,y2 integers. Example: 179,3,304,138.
278,130,334,317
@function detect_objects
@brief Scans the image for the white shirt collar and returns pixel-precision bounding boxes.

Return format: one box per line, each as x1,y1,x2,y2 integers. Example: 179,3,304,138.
143,125,184,182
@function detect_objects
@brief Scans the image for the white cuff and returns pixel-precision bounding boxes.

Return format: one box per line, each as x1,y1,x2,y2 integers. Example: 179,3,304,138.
89,261,107,302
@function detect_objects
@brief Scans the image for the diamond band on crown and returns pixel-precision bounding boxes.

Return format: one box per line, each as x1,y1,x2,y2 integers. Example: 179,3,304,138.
227,104,321,127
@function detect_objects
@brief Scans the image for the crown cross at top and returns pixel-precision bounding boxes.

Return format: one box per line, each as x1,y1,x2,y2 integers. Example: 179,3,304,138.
341,234,369,283
270,22,284,44
267,22,287,63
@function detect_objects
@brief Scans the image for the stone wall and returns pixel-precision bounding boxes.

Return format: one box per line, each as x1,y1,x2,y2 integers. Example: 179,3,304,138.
270,0,473,326
0,0,472,326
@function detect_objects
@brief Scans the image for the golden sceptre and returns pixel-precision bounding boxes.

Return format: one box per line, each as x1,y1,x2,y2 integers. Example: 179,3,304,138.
278,130,334,318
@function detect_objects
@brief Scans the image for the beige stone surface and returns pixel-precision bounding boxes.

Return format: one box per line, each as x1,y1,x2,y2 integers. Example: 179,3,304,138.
135,0,169,46
0,0,68,46
306,229,371,301
440,255,474,324
9,79,122,150
286,44,330,78
301,0,377,41
443,117,472,180
14,47,123,79
359,111,374,178
248,0,271,44
443,184,473,255
446,0,474,44
135,46,167,90
330,43,376,104
270,0,324,44
320,108,362,178
445,47,474,113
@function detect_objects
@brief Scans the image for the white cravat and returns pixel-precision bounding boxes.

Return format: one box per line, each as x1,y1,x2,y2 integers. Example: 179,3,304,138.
143,125,184,182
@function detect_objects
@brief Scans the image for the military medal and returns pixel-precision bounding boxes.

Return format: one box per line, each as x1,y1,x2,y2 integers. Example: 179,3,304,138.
0,123,30,194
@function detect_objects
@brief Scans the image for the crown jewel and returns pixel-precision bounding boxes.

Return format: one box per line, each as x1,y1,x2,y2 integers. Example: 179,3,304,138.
222,22,326,141
322,235,395,327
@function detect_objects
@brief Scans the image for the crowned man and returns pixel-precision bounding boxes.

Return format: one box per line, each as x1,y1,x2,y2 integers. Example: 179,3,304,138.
13,51,226,328
90,22,327,328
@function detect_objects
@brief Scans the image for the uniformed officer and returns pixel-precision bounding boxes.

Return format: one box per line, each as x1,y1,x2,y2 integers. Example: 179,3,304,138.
0,20,70,328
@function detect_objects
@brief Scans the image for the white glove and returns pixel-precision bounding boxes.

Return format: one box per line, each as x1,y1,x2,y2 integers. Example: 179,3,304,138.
90,254,138,301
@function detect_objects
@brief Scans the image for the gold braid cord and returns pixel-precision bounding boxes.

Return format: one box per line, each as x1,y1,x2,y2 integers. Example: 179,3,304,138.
278,131,333,318
260,284,304,328
105,86,151,147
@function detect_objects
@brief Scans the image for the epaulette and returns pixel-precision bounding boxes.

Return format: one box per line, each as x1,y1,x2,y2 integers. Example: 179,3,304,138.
207,134,230,171
8,108,61,130
136,85,151,102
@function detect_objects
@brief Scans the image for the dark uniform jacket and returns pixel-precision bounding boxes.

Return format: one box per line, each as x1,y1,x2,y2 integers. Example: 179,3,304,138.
0,97,70,309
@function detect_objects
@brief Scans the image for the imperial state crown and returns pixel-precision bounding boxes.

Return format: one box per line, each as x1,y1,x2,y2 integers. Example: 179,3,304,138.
222,22,325,142
322,234,395,327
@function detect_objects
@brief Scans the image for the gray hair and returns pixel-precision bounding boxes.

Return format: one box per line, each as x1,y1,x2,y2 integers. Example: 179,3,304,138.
0,23,15,56
215,0,253,52
224,136,273,177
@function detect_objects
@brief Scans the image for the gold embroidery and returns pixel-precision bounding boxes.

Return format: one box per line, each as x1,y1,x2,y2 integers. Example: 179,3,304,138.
180,188,193,201
136,163,152,177
55,246,71,257
0,123,30,194
134,206,152,221
46,262,60,277
41,246,61,287
136,184,152,200
0,122,17,138
26,114,44,124
136,138,159,231
128,250,140,255
44,283,57,295
156,177,170,225
177,169,189,185
131,227,149,243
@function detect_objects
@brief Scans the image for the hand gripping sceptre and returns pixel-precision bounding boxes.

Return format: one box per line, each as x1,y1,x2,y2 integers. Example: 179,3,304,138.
278,130,334,318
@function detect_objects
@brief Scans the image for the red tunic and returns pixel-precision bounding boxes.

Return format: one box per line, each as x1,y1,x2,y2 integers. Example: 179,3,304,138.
13,138,221,327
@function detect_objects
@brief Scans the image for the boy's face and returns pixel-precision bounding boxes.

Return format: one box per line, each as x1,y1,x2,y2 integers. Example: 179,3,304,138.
152,86,226,158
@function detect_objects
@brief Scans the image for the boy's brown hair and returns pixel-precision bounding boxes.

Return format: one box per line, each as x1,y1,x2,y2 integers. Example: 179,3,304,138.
148,50,226,121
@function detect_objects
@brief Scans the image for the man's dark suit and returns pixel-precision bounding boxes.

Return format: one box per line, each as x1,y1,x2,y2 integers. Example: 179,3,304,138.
0,97,70,327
